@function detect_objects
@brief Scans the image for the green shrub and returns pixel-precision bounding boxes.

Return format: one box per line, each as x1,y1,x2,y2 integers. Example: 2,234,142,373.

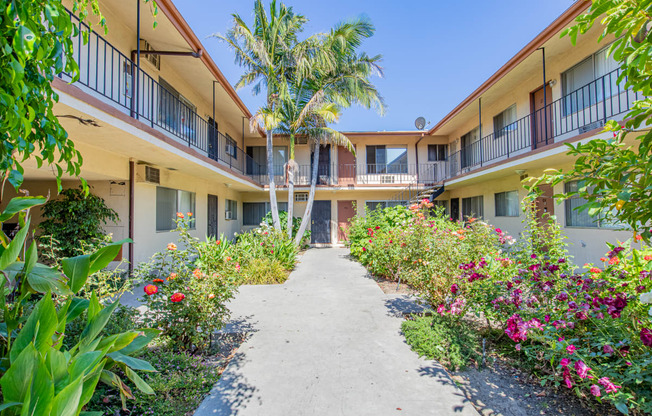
137,216,238,352
38,186,119,258
240,257,288,284
86,348,221,416
262,210,311,245
402,315,480,371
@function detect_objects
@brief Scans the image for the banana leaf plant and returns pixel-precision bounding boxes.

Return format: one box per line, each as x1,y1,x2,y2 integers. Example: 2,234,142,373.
0,196,159,415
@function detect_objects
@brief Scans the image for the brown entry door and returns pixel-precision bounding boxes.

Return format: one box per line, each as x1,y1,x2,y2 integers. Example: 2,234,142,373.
535,184,554,225
337,200,356,242
338,145,356,185
530,84,553,149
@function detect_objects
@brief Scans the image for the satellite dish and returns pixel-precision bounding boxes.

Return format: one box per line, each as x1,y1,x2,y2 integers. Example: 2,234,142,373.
415,116,426,130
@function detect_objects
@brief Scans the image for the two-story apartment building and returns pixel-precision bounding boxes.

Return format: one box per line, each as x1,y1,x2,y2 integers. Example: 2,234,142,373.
2,0,639,266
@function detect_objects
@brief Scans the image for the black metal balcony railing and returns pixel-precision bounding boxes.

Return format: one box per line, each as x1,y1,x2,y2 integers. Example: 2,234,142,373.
59,11,265,183
246,163,447,186
446,68,640,179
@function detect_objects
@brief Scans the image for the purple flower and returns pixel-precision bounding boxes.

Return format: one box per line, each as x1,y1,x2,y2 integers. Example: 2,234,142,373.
531,254,537,259
603,344,614,355
590,384,601,397
640,328,652,347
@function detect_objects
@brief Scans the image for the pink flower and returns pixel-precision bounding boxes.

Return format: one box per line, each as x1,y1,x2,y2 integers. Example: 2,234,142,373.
566,344,577,354
515,343,521,351
598,377,621,394
574,360,591,379
495,228,502,233
640,328,652,347
560,358,570,368
603,344,614,355
436,304,446,315
590,384,601,397
362,247,366,252
563,368,573,388
450,284,460,294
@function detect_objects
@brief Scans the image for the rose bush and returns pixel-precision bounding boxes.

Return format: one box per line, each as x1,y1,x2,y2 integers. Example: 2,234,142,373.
348,198,652,414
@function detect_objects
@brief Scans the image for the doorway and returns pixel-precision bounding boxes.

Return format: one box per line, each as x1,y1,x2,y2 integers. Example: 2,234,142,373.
311,200,331,244
311,144,331,185
450,198,460,222
338,146,356,185
530,84,553,149
207,194,218,238
337,200,356,242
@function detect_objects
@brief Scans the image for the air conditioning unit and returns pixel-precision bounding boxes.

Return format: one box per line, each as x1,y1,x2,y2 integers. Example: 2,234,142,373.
380,175,395,184
140,39,160,70
136,165,161,184
295,192,309,202
225,211,233,220
579,120,603,134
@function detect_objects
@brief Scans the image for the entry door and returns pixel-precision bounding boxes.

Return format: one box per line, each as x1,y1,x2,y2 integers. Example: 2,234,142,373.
337,200,356,242
311,200,331,244
207,194,218,238
535,184,554,225
311,144,331,185
450,198,460,222
338,146,356,185
530,85,553,149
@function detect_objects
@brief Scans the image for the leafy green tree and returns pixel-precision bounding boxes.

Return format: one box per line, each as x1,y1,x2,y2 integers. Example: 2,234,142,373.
39,186,119,258
217,0,307,232
535,0,652,241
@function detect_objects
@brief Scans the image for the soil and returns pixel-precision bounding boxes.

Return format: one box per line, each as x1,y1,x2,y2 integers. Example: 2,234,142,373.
451,362,618,416
370,274,418,295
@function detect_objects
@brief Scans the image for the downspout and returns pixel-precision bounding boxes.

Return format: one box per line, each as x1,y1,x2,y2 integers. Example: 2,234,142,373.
128,160,135,274
415,133,425,184
478,98,482,166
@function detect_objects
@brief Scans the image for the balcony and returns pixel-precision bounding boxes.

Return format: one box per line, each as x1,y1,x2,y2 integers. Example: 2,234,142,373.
444,68,640,181
248,163,447,187
58,10,265,184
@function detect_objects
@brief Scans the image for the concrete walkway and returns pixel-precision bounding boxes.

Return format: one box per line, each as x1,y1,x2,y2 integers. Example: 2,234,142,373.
195,248,478,416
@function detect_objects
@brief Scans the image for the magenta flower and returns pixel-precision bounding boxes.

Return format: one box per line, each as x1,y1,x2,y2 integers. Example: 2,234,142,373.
566,344,577,354
450,283,460,294
563,368,573,388
560,358,570,368
598,377,621,394
640,328,652,347
590,384,601,397
603,344,614,355
574,360,591,379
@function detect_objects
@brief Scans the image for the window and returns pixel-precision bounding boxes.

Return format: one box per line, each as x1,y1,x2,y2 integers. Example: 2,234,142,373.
462,196,483,219
493,105,517,138
246,146,288,175
460,127,480,168
225,199,238,220
225,134,238,159
243,202,288,226
564,181,620,228
432,200,448,215
156,187,196,231
427,144,447,161
495,190,519,217
366,145,408,174
562,45,620,115
158,78,197,141
365,200,406,211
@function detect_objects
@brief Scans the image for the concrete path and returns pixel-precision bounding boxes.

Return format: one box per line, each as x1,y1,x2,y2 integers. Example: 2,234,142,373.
195,248,478,416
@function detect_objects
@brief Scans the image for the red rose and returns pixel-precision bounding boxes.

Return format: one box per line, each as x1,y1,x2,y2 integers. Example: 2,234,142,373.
144,284,158,295
170,292,185,303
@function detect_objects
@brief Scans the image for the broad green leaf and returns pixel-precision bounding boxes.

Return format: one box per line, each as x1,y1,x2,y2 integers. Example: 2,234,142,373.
0,217,30,269
26,263,71,296
89,239,131,275
11,294,58,363
125,367,155,395
0,343,38,402
98,331,139,353
25,355,54,416
46,350,69,390
78,367,103,413
106,352,156,372
13,26,37,58
62,254,91,294
0,196,46,222
69,351,105,381
79,299,120,348
116,328,160,355
24,240,37,275
0,402,21,411
65,298,90,323
51,375,84,416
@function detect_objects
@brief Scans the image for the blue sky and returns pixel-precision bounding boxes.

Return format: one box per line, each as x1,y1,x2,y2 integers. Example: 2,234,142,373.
174,0,576,132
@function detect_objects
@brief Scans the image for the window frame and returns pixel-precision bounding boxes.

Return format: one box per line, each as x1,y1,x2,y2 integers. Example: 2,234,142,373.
564,181,621,229
366,145,408,174
494,190,519,217
461,195,484,219
225,199,238,221
493,104,517,139
242,202,288,226
225,134,238,159
156,186,196,232
427,144,447,162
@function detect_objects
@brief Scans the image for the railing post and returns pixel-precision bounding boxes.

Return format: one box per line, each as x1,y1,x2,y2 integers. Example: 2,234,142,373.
602,75,608,125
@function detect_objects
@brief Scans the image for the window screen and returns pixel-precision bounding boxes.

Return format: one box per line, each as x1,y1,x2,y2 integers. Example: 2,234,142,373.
462,196,484,219
243,202,288,225
495,190,519,217
156,187,196,231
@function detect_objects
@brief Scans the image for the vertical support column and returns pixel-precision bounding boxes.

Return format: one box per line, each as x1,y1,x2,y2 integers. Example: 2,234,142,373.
128,160,135,274
134,0,141,120
478,98,482,167
541,47,548,144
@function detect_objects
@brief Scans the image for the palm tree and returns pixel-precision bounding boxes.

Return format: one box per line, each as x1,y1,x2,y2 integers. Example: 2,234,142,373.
290,19,386,244
216,0,306,231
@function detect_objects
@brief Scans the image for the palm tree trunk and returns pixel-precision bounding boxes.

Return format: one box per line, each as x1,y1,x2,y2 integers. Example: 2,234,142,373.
294,141,320,245
286,135,296,239
267,130,281,231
